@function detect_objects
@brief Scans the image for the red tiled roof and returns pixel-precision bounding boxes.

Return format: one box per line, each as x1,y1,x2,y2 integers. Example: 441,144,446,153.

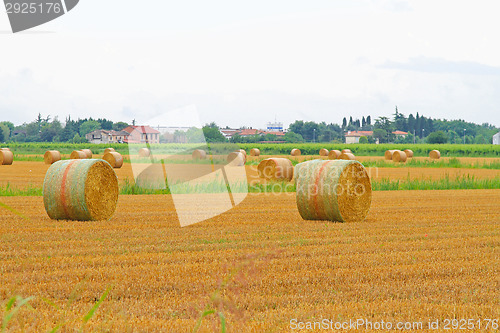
123,125,160,134
239,129,259,136
345,131,373,137
392,130,408,135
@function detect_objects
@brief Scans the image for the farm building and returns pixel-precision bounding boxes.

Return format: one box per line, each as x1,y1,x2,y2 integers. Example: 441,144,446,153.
344,130,408,144
122,125,161,144
85,129,130,144
493,132,500,145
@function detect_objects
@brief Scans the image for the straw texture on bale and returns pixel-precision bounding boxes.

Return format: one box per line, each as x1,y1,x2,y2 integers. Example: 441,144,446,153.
328,150,341,160
429,150,441,159
257,158,294,181
319,148,329,156
80,149,92,159
295,159,372,222
238,149,247,157
192,149,207,160
250,148,260,156
291,149,301,156
339,153,356,160
44,150,61,165
385,150,396,160
341,149,352,154
139,148,151,157
103,152,124,168
43,159,119,221
0,150,14,165
227,152,246,166
104,148,115,154
70,150,87,159
404,149,414,158
392,150,407,163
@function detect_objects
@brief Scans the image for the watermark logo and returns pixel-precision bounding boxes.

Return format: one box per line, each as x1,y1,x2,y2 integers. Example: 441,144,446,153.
3,0,79,33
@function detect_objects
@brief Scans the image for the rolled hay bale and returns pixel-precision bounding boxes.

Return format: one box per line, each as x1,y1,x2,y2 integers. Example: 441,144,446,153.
257,158,294,181
227,152,246,166
341,149,352,154
291,148,301,156
103,152,124,168
319,148,329,156
237,149,247,157
392,150,407,163
295,159,372,222
429,150,441,160
44,150,61,165
192,149,207,160
339,153,356,160
139,148,151,157
250,148,261,157
0,150,14,165
80,149,92,159
328,150,341,160
70,150,87,159
104,148,115,154
404,149,414,158
385,150,396,160
43,159,119,221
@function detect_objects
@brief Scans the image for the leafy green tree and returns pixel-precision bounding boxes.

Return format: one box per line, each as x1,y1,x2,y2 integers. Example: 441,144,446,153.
0,123,10,141
284,131,304,143
359,136,369,144
202,124,226,142
0,125,4,142
426,130,448,144
112,122,129,131
185,127,205,143
372,129,387,143
79,120,101,137
374,116,394,142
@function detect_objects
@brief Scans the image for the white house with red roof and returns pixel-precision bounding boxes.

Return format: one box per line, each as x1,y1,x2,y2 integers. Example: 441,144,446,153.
122,125,161,144
345,130,408,144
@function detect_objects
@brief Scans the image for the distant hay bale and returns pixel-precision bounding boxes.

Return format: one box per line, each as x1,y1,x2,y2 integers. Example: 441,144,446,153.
192,149,207,160
295,159,372,222
227,152,246,166
139,148,151,157
250,148,261,157
104,148,115,154
257,158,294,181
80,149,92,159
339,153,356,160
392,150,407,163
44,150,61,165
0,150,14,165
341,149,352,154
319,148,329,156
429,150,441,160
238,149,247,157
385,150,396,160
291,149,301,156
43,159,119,221
328,150,341,160
70,150,87,159
404,149,414,158
103,152,124,168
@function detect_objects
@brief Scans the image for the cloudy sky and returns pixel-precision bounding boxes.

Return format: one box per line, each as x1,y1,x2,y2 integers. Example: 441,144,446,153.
1,0,500,129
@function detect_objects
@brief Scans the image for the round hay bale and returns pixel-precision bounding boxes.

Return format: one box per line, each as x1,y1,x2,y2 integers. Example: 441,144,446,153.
295,159,372,222
341,149,352,154
227,152,245,166
192,149,207,160
80,149,92,159
385,150,396,160
328,150,341,160
0,150,14,165
392,150,407,163
319,148,329,156
237,149,247,157
139,148,151,157
43,159,119,221
44,150,61,165
291,149,301,156
257,158,293,180
70,150,87,159
429,150,441,160
339,153,356,160
250,148,260,157
404,149,413,158
103,152,124,168
104,148,115,154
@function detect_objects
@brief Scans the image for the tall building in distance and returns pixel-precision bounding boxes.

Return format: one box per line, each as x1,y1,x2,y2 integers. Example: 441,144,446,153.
266,121,284,132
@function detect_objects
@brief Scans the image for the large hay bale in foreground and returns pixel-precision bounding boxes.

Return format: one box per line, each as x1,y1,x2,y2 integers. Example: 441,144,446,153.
192,149,207,160
328,150,341,160
103,152,124,168
139,148,151,157
385,150,396,160
227,152,246,166
70,150,87,159
80,149,92,159
0,150,13,165
429,150,441,160
341,149,352,154
319,148,329,156
257,158,294,180
250,148,260,157
392,150,407,163
44,150,61,165
43,159,119,221
291,149,301,156
104,148,115,154
295,159,372,222
404,149,413,158
339,153,356,160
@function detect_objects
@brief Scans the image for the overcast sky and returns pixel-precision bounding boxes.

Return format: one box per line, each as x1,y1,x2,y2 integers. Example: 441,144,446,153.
1,0,500,129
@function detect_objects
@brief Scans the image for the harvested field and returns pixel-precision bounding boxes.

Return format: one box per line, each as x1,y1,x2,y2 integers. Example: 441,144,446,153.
0,190,499,331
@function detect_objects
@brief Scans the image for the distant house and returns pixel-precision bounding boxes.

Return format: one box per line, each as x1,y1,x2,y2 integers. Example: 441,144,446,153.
393,130,408,139
221,128,286,139
345,131,374,144
493,132,500,145
85,129,130,144
123,125,161,144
